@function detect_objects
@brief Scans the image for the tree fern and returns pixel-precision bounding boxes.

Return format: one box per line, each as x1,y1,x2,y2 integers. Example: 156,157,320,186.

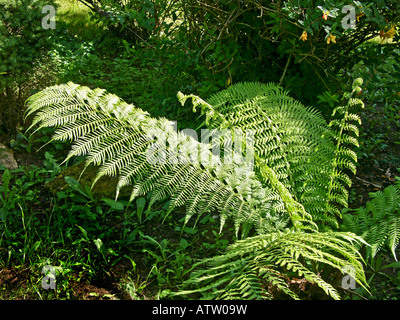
341,178,400,261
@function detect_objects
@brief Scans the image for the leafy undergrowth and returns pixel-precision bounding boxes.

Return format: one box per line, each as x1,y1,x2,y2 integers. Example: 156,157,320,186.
350,100,400,209
349,49,400,210
0,135,238,300
0,117,399,301
1,69,400,300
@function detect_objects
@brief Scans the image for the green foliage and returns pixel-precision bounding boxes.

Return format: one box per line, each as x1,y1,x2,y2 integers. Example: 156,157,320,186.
350,48,400,167
170,0,400,107
2,0,398,300
0,162,141,298
25,82,271,236
26,80,363,235
0,164,61,265
50,28,197,125
0,0,56,87
355,48,400,104
0,156,229,299
54,0,105,40
0,0,57,132
76,0,181,44
177,231,368,300
179,80,364,228
24,80,370,299
24,80,365,232
66,0,400,117
341,177,400,261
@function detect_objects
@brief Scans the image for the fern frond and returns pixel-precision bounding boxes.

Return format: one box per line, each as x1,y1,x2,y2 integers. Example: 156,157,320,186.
26,81,369,300
177,231,368,300
25,82,273,234
341,178,400,261
179,81,363,228
388,215,400,260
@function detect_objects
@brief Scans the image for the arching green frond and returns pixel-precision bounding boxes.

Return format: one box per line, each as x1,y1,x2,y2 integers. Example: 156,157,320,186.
341,178,400,261
176,231,368,300
178,81,363,228
25,81,369,300
25,82,280,235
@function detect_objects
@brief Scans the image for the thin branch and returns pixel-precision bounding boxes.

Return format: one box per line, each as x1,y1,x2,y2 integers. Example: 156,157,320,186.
339,286,369,300
279,53,292,86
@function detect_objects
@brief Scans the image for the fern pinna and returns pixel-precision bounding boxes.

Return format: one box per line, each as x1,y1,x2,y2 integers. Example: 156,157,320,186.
25,80,368,299
341,177,400,261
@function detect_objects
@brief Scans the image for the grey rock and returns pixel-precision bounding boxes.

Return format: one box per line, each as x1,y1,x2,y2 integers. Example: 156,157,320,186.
0,143,18,170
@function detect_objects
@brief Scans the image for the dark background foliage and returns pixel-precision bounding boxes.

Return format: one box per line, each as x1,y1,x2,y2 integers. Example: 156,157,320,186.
0,0,57,133
76,0,400,108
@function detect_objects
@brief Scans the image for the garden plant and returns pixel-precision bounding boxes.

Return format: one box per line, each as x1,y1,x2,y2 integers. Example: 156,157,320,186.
0,0,399,301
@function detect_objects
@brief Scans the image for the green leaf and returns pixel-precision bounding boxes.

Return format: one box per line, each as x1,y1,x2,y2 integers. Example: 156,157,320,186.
76,225,88,240
179,238,189,250
32,240,41,252
64,176,93,200
136,197,146,223
382,261,400,269
102,198,124,211
94,238,103,252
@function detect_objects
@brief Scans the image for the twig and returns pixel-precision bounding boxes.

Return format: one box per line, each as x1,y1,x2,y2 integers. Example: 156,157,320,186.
279,53,292,86
200,8,239,56
355,176,382,189
339,286,369,300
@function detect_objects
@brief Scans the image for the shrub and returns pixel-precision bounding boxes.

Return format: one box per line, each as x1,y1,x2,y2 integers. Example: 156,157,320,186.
0,0,57,133
142,0,399,109
74,1,400,111
76,0,168,42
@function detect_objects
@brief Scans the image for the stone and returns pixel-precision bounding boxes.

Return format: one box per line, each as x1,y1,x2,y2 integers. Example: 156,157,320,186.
0,143,18,170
